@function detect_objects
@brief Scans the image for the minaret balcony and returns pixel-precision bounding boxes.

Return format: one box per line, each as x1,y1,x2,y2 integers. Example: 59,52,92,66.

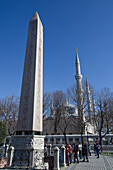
75,75,82,80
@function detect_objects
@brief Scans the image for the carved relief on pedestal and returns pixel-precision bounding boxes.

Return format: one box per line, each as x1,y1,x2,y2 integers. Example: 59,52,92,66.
34,137,44,149
11,135,44,168
34,149,44,167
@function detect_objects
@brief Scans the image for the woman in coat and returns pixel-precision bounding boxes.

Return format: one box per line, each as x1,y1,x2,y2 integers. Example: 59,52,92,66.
66,144,70,166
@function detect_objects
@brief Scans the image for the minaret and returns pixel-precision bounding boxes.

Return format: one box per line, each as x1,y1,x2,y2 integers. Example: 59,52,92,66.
92,90,97,133
51,99,54,110
50,99,55,116
86,76,92,124
75,48,84,121
66,98,68,104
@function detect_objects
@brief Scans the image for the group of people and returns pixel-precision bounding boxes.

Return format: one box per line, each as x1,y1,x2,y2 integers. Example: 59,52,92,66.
66,141,90,166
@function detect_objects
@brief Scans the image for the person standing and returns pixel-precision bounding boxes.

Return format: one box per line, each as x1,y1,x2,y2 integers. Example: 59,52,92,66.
72,143,75,163
82,141,86,162
82,141,89,162
69,144,73,164
85,142,89,162
73,143,76,163
94,142,97,156
95,141,99,158
88,143,91,156
79,142,82,159
75,142,79,163
66,144,70,166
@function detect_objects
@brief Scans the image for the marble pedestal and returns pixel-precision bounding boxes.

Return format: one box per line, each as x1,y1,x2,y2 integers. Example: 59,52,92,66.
10,135,45,169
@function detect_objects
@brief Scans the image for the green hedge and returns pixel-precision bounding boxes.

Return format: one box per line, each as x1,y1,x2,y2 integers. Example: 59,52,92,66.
0,121,8,144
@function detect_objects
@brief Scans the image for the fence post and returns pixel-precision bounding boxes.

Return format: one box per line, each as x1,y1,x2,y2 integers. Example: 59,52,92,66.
48,144,52,156
61,145,66,167
7,146,14,166
54,146,59,170
44,146,48,157
4,144,9,158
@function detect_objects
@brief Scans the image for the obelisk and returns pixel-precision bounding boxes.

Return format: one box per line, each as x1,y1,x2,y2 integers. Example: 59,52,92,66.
10,12,45,169
17,11,43,134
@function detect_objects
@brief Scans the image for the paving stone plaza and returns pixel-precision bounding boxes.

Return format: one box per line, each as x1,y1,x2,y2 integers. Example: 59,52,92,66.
61,154,113,170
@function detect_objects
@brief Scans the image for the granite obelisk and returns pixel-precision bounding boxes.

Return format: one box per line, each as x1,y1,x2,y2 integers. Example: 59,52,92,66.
17,11,43,134
10,12,45,169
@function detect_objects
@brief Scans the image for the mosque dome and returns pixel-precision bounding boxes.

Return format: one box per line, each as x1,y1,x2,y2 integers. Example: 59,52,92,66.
62,100,78,116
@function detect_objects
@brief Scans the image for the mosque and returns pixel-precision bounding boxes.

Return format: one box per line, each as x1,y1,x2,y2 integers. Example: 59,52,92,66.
43,49,97,136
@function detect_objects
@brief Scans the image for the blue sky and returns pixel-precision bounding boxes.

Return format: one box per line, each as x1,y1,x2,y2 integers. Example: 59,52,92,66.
0,0,113,98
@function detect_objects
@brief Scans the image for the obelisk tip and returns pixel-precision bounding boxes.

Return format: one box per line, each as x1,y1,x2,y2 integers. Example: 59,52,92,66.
30,11,39,21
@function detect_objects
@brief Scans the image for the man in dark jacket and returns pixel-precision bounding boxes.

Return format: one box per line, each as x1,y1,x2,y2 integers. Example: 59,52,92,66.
82,141,89,162
95,141,99,158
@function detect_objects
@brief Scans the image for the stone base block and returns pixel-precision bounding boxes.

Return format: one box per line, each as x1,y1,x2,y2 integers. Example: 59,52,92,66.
9,135,45,169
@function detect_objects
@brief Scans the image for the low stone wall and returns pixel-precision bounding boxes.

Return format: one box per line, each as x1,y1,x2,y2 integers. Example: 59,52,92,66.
102,145,113,151
91,145,113,151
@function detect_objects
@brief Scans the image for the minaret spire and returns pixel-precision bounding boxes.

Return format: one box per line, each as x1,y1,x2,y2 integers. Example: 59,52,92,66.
86,76,92,124
76,48,80,63
92,90,97,133
76,48,81,75
75,48,84,125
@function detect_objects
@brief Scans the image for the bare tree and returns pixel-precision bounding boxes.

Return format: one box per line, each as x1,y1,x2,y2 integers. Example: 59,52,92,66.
67,84,77,106
43,92,51,117
66,81,95,144
66,80,92,113
0,95,19,135
59,119,71,144
57,105,89,145
52,91,66,134
96,88,113,150
53,91,66,108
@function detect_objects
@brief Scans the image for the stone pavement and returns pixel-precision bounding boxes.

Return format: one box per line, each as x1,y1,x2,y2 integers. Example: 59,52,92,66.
61,153,113,170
